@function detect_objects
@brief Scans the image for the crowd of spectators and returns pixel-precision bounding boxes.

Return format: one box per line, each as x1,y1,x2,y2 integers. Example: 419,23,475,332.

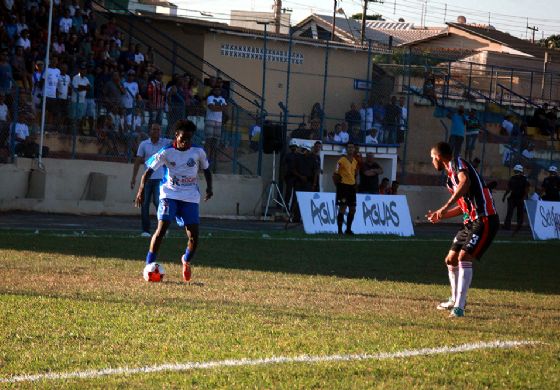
0,0,234,162
287,97,407,147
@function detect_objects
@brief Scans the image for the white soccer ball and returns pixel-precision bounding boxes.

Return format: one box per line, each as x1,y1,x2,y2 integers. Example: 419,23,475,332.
143,263,165,282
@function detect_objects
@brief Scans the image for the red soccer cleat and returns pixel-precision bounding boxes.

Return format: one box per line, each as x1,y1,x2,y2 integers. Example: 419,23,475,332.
181,255,191,282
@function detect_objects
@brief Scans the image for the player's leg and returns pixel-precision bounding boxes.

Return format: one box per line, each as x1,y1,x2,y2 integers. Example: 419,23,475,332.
437,249,459,310
503,198,514,230
451,216,499,317
346,205,356,234
145,198,175,265
337,204,347,235
179,201,200,282
345,187,357,234
141,180,154,235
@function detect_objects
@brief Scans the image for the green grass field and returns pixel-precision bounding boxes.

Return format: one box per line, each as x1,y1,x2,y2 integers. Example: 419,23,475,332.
1,229,559,388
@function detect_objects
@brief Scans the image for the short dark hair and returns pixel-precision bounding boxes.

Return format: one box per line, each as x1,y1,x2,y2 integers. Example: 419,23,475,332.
174,119,197,134
431,141,452,158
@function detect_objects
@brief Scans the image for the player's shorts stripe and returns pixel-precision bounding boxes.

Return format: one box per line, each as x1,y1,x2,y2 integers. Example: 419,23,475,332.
472,216,489,258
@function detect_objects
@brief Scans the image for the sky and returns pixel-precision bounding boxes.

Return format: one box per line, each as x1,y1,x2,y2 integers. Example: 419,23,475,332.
176,0,560,38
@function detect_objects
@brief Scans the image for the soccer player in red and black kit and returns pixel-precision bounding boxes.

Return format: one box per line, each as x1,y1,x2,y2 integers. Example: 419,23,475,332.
426,142,499,318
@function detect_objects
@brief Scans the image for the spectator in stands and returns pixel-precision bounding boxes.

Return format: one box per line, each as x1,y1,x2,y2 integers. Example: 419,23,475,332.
359,100,373,134
501,115,514,136
333,123,349,144
540,166,560,201
447,105,466,157
56,62,71,132
532,103,548,136
379,177,390,194
53,34,65,56
390,180,399,195
43,56,61,126
133,44,144,65
59,9,73,34
122,69,141,119
31,59,43,107
103,70,125,111
365,128,379,145
205,85,227,167
502,164,529,233
71,63,90,133
14,113,48,158
383,96,400,144
359,152,383,194
11,46,31,92
0,92,9,148
84,64,96,135
345,102,361,133
465,108,481,161
423,70,436,105
15,29,31,52
0,92,9,162
167,75,187,133
0,50,13,95
309,102,323,122
398,96,407,143
147,70,165,125
372,99,384,140
248,120,261,151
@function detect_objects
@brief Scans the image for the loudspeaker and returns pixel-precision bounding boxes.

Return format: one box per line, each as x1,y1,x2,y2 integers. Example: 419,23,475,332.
262,122,283,154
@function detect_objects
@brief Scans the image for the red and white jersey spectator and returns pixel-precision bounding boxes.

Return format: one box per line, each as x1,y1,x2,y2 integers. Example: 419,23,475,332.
147,76,165,110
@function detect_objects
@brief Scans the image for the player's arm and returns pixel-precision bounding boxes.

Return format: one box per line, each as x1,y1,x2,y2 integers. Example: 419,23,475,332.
131,155,144,189
426,205,462,223
134,168,154,207
203,168,213,201
332,161,342,186
436,171,469,219
502,179,511,202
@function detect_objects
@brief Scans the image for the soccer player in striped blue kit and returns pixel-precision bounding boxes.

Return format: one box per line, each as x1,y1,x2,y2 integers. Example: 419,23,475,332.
134,119,212,282
426,142,499,317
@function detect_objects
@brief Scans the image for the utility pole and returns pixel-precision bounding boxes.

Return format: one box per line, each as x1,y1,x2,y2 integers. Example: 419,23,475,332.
360,0,382,45
332,0,337,41
527,24,539,44
274,0,281,34
361,0,368,45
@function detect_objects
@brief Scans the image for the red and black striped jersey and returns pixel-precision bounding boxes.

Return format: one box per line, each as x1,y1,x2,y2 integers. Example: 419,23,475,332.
446,157,497,221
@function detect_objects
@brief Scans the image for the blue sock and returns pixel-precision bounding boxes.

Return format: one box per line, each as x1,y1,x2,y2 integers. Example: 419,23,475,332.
184,248,191,262
146,251,156,264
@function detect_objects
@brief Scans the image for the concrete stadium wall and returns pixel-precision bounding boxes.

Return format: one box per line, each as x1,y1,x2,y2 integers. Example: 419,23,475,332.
0,158,264,217
0,159,512,225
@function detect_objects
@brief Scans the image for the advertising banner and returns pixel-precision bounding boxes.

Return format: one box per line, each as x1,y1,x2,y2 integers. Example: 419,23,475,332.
296,192,415,236
525,200,560,240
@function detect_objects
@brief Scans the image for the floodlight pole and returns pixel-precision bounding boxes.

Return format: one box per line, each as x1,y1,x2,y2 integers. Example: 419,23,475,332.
256,21,269,176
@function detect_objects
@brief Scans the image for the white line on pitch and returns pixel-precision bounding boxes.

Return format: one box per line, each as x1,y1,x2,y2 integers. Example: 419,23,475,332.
0,340,540,383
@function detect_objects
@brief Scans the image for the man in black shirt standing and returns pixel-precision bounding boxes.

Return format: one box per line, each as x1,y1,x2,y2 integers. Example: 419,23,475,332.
541,165,560,201
283,139,299,209
358,152,383,194
502,164,530,232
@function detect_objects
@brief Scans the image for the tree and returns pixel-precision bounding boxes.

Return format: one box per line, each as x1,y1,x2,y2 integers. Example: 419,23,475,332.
539,34,560,49
351,12,384,21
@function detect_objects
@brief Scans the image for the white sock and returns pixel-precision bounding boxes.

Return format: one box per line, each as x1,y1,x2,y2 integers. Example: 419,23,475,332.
447,265,459,302
456,261,473,309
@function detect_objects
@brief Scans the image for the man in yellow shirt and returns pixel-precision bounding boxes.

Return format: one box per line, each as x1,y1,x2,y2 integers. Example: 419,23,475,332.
333,143,359,235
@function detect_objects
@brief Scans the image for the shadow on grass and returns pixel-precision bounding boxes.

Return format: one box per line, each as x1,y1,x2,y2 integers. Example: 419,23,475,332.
1,233,559,294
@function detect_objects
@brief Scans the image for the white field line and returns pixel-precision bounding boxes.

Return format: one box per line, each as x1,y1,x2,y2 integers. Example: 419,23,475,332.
0,230,544,244
0,340,540,384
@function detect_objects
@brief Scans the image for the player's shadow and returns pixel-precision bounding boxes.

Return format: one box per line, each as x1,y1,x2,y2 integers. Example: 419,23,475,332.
1,233,559,295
